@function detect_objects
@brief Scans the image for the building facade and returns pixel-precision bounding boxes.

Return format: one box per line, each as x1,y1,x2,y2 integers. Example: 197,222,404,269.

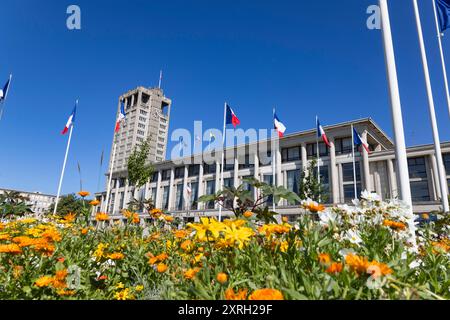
105,86,171,213
96,117,450,221
0,188,56,215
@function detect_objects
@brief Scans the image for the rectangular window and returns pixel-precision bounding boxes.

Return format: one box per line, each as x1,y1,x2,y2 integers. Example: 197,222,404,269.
188,182,199,210
335,137,352,155
139,116,146,122
408,157,427,179
140,110,148,116
224,162,234,171
307,143,329,159
188,164,200,177
206,180,216,209
204,163,216,174
161,169,171,181
263,175,274,204
162,186,169,210
410,180,430,202
342,162,361,203
443,153,450,176
174,167,184,179
282,147,300,163
286,170,300,198
176,184,184,210
150,172,158,183
137,130,145,136
223,178,234,207
239,154,254,169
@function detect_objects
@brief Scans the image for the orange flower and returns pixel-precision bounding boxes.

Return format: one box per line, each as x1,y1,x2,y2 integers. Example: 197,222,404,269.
89,199,100,206
345,254,369,274
156,263,168,273
225,288,248,300
243,211,253,218
326,262,343,274
34,276,53,287
163,215,174,222
122,210,133,218
78,191,90,198
421,213,430,220
97,275,108,281
150,208,163,218
318,253,331,266
108,252,125,260
174,229,188,239
0,243,22,254
248,288,284,300
96,212,110,221
184,267,201,280
57,257,65,263
432,240,450,254
180,240,193,252
303,202,325,213
383,220,406,231
63,212,76,223
132,213,140,224
81,228,88,235
216,272,228,284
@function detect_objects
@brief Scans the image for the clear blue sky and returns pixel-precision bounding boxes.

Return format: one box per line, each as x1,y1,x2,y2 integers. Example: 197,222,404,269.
1,0,450,196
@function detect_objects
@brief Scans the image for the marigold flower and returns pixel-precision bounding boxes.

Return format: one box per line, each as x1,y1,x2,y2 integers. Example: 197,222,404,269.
35,276,54,288
184,267,201,280
180,240,193,252
78,191,90,198
57,289,76,296
108,252,125,260
383,220,406,231
63,212,76,223
150,208,163,218
318,253,331,266
156,263,168,273
225,288,248,300
132,213,140,224
326,262,343,274
122,210,133,218
216,272,228,284
243,211,253,218
174,229,188,239
81,228,88,235
421,213,430,220
89,199,100,206
0,233,10,241
248,288,284,300
0,243,22,254
163,215,174,222
13,266,23,279
115,288,132,300
96,212,110,221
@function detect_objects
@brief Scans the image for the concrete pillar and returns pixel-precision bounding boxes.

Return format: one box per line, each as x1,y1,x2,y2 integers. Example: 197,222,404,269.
253,152,259,200
155,171,162,208
234,156,239,188
362,131,371,192
123,178,129,210
197,163,204,210
430,154,442,200
387,159,398,199
301,143,307,175
215,161,221,209
113,180,120,215
183,165,189,210
329,137,339,204
276,148,282,187
167,168,175,211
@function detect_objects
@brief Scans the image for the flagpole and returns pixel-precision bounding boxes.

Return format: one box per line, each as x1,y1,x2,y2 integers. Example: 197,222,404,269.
0,74,12,121
316,116,321,202
218,102,227,221
272,108,276,212
97,150,104,193
351,124,357,200
379,0,416,246
103,141,117,213
433,0,450,119
413,0,449,212
53,102,76,215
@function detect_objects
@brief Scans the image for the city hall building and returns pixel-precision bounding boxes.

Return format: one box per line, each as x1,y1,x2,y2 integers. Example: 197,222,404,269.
96,86,450,221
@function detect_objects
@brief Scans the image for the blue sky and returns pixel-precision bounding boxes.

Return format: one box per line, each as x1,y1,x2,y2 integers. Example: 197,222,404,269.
1,0,450,196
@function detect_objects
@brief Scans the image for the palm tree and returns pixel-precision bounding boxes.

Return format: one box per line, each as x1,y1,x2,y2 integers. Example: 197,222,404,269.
0,191,33,218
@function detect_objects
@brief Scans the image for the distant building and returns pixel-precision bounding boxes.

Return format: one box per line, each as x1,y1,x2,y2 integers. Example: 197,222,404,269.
96,116,450,221
0,188,56,215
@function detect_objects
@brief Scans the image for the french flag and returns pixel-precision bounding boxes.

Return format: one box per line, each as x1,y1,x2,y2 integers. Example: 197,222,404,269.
274,112,286,137
353,128,370,153
61,103,77,135
316,117,331,148
226,104,240,127
115,100,126,132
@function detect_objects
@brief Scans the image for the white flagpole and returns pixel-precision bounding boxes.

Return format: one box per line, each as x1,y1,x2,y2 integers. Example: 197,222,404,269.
53,100,77,215
379,0,416,246
432,0,450,119
218,102,227,221
351,124,357,200
158,70,163,89
103,141,117,213
272,108,276,212
0,74,12,121
316,116,321,202
413,0,449,212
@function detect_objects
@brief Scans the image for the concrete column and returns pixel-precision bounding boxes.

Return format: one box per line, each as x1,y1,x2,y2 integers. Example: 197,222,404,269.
183,165,189,210
430,154,442,200
329,137,339,204
167,168,175,211
215,161,220,209
362,131,371,192
374,162,382,197
301,143,307,175
253,152,259,200
155,171,162,208
233,156,239,188
123,178,129,210
338,163,344,203
387,159,398,199
113,180,120,215
276,148,282,187
197,163,204,210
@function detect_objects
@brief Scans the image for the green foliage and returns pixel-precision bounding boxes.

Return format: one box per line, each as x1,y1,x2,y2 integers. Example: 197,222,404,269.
47,194,89,217
198,177,301,222
127,138,154,189
127,197,154,213
298,159,328,203
0,191,33,218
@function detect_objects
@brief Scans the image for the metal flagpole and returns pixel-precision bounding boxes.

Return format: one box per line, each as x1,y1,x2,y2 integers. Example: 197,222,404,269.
158,70,163,89
413,0,449,212
351,124,357,200
432,0,450,119
379,0,416,246
316,116,321,202
103,141,117,213
0,74,12,121
53,100,77,215
218,102,227,221
272,108,276,212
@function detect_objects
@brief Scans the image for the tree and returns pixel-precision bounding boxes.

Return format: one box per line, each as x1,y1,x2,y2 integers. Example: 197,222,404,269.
47,194,88,217
127,137,154,189
298,159,328,203
0,191,33,218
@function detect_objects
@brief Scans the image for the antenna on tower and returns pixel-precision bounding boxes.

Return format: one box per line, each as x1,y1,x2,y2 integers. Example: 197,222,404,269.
158,70,163,89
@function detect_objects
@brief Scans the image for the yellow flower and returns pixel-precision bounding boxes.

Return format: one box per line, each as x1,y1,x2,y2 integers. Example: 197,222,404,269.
156,263,168,273
279,240,288,253
188,217,225,241
135,285,144,292
0,233,10,241
421,213,430,220
114,288,132,300
57,289,76,296
248,288,284,300
318,253,331,266
93,243,108,261
216,272,228,284
162,214,174,222
223,224,254,249
225,288,248,300
78,191,90,198
96,212,110,221
89,199,100,206
35,276,53,288
0,243,22,254
108,252,125,260
116,282,125,289
243,211,253,218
